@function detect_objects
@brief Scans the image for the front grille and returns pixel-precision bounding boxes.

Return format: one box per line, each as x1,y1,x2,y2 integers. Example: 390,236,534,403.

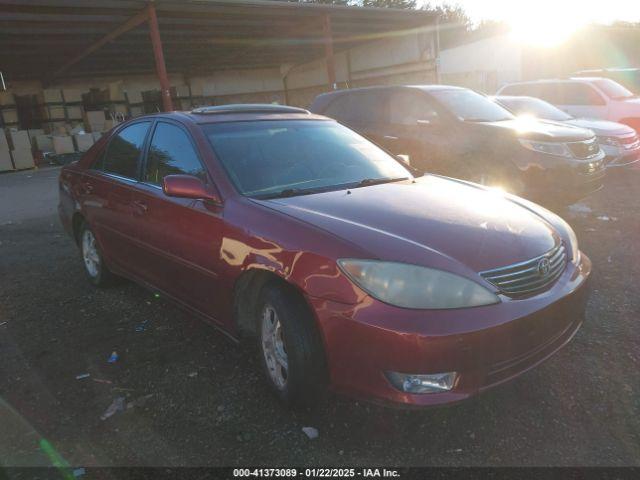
568,138,600,159
480,243,567,297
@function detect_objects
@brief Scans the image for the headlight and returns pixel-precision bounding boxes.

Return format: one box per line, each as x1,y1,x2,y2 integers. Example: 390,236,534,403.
519,139,573,158
597,135,621,147
337,260,499,309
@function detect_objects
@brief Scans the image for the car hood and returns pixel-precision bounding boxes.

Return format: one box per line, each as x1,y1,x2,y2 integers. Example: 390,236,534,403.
466,118,593,142
564,117,634,136
255,176,559,275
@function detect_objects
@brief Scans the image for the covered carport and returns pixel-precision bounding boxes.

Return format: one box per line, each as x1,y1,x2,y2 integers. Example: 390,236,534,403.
0,0,437,111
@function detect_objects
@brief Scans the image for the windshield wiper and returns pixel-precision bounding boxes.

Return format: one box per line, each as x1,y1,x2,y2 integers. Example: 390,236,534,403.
256,177,409,199
256,187,325,200
353,177,409,188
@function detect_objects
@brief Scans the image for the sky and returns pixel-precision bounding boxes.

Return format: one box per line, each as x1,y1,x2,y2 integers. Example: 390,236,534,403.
422,0,640,26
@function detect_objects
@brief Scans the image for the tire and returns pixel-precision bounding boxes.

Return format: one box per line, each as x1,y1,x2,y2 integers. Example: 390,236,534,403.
79,222,117,287
257,282,328,408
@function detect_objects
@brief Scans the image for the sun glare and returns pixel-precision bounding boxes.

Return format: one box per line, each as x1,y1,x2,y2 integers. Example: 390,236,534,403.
506,3,587,47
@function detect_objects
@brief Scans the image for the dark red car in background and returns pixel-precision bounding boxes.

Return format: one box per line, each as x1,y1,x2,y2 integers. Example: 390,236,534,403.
59,105,591,408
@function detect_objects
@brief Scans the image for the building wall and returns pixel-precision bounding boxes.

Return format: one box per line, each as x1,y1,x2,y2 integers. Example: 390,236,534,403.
439,34,522,93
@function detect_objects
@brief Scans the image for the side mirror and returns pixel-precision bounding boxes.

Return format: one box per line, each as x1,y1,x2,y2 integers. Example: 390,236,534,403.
163,174,221,203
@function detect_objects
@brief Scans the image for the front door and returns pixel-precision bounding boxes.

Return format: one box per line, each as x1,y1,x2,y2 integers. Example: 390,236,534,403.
558,82,609,120
131,121,226,324
383,90,449,173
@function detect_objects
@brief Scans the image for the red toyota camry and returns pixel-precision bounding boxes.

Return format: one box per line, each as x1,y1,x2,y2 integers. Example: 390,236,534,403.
58,105,591,408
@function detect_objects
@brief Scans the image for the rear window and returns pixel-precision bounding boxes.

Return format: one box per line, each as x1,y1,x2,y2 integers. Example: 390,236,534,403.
499,83,537,97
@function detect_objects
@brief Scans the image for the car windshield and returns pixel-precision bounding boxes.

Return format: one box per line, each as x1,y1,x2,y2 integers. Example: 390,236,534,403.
593,78,635,99
498,97,573,121
431,89,514,122
203,120,412,198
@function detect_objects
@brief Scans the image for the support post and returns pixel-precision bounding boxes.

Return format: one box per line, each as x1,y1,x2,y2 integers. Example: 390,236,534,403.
322,14,337,90
434,14,441,84
147,3,173,111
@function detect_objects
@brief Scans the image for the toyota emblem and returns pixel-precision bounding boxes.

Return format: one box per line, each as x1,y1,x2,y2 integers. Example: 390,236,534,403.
537,257,551,276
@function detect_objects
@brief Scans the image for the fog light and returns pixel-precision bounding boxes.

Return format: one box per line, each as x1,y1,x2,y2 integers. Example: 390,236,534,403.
386,371,457,394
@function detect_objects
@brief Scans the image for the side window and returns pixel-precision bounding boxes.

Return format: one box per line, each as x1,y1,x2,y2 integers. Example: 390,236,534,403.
560,83,605,106
389,92,438,125
350,92,381,122
99,122,150,178
537,84,562,104
500,84,530,97
324,95,352,122
145,122,207,186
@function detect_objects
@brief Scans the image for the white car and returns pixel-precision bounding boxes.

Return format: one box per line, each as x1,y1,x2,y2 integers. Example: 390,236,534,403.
493,95,640,168
497,77,640,133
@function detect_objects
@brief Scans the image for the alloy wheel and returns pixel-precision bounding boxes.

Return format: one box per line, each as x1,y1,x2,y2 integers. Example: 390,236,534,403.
82,230,100,278
261,304,288,390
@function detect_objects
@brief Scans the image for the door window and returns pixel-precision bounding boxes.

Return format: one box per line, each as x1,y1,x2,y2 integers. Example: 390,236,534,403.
145,122,207,186
325,92,382,125
536,84,562,104
389,92,438,125
559,83,605,105
98,122,150,178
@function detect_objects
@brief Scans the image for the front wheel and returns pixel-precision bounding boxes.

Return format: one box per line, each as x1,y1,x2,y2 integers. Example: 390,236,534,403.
79,223,117,287
257,282,327,408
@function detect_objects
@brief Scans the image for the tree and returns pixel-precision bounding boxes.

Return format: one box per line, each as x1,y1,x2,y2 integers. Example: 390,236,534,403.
421,3,473,49
361,0,417,8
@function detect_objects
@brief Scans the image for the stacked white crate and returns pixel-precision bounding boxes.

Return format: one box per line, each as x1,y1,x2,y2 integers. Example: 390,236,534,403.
9,130,35,170
0,130,13,171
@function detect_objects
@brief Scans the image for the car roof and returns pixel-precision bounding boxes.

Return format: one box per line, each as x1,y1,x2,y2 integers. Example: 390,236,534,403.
576,67,640,73
493,95,544,103
503,77,608,87
310,84,466,112
126,104,332,125
318,84,464,97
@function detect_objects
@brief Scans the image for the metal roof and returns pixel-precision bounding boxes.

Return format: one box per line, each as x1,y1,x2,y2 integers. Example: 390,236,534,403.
0,0,436,81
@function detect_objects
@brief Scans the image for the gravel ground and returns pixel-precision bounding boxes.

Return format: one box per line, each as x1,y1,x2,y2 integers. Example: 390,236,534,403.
0,166,638,467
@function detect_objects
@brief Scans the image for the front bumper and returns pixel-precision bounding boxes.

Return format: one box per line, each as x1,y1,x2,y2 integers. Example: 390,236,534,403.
520,151,606,204
311,253,591,407
601,143,640,168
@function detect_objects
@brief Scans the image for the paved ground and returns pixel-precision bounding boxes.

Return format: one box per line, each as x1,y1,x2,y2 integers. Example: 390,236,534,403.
0,166,639,467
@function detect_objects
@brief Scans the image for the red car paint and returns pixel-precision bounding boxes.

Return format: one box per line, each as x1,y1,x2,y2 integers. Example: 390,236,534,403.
58,110,590,407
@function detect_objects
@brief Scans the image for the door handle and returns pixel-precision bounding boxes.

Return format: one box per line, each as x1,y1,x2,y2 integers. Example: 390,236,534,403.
132,200,148,215
79,182,94,195
383,135,399,140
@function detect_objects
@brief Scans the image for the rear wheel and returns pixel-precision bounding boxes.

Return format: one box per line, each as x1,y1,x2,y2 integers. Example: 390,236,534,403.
79,223,117,287
257,282,327,408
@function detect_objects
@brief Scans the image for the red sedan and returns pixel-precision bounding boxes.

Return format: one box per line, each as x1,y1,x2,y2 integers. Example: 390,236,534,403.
58,105,591,408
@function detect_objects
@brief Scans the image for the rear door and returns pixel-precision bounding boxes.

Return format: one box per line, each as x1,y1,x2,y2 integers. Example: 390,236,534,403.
83,121,151,275
131,120,226,323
